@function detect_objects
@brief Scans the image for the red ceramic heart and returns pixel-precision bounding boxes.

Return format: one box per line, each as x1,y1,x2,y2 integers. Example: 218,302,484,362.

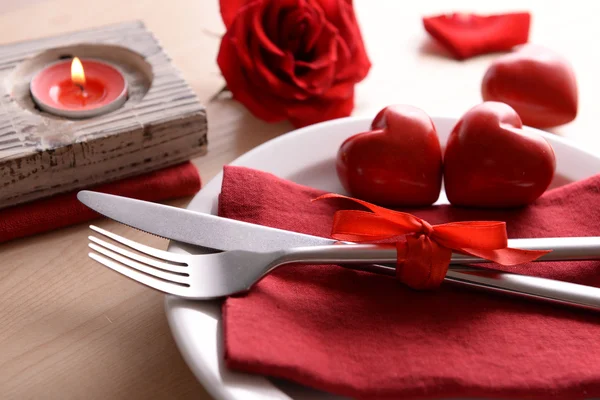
336,105,443,207
444,102,556,208
481,44,578,128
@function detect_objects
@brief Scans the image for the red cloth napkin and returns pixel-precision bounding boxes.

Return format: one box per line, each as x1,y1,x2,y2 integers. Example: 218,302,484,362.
423,12,531,60
219,165,600,400
0,162,201,244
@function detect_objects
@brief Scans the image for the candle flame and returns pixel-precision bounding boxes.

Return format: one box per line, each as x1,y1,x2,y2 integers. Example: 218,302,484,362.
71,57,86,87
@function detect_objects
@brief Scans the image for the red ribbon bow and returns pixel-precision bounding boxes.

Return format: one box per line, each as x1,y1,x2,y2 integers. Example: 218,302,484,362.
315,193,550,290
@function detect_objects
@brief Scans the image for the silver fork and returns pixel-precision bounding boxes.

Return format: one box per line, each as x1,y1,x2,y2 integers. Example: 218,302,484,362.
87,225,600,310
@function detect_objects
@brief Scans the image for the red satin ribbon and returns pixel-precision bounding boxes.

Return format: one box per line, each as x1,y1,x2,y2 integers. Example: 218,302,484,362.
315,193,550,289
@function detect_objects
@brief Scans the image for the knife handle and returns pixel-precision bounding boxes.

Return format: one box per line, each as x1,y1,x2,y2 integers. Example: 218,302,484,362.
444,268,600,311
344,262,600,312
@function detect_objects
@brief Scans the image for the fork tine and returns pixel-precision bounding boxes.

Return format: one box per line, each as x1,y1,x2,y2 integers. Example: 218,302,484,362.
89,225,189,264
89,243,190,284
89,252,191,297
89,235,189,274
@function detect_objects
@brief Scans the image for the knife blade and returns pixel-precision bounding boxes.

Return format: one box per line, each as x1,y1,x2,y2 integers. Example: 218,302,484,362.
77,190,335,252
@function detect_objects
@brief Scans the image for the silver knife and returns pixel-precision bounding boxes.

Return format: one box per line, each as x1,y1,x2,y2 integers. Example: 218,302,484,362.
78,190,600,311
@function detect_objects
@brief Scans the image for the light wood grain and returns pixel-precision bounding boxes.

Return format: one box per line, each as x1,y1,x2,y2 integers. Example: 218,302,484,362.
0,210,211,400
2,0,600,399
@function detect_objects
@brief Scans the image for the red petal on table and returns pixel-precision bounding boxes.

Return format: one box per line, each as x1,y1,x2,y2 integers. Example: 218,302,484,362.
422,12,531,60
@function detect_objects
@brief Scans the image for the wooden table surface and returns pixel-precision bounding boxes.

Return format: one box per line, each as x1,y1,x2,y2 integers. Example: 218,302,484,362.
2,1,600,399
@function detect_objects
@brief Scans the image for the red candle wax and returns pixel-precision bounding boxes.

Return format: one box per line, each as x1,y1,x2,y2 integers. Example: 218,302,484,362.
30,58,128,119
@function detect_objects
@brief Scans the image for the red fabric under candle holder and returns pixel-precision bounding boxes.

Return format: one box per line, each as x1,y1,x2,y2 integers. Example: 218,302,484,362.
423,12,531,60
219,165,600,400
0,162,201,244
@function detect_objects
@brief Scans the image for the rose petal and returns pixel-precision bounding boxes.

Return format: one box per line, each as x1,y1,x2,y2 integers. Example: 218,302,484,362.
245,31,315,101
230,1,291,98
253,49,313,101
279,8,309,54
320,76,356,100
295,59,335,85
332,34,352,78
297,6,324,55
220,0,258,29
316,0,371,80
316,0,347,36
295,15,338,69
279,4,325,58
218,20,287,122
286,89,355,127
253,1,285,57
422,12,531,60
262,0,284,45
288,23,339,91
227,2,261,75
251,6,340,100
243,0,324,100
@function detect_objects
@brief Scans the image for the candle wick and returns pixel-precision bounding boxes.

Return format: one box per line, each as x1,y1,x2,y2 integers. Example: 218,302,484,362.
76,83,88,105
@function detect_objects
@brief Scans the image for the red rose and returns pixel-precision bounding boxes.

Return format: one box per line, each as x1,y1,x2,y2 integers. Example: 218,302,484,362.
217,0,371,127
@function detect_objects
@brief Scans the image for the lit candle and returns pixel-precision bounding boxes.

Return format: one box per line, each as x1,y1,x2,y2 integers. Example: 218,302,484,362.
30,57,128,119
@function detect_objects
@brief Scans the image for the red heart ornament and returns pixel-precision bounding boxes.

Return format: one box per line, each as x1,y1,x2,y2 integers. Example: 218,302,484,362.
482,44,578,128
336,105,443,207
444,102,556,208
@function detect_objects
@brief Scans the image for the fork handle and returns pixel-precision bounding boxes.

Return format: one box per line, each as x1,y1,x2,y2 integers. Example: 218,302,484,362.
283,236,600,265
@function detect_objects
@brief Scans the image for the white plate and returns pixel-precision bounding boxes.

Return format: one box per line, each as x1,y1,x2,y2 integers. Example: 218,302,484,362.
165,116,600,400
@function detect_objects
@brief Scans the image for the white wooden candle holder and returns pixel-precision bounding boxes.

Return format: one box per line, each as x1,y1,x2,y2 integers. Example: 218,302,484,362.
0,21,207,209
